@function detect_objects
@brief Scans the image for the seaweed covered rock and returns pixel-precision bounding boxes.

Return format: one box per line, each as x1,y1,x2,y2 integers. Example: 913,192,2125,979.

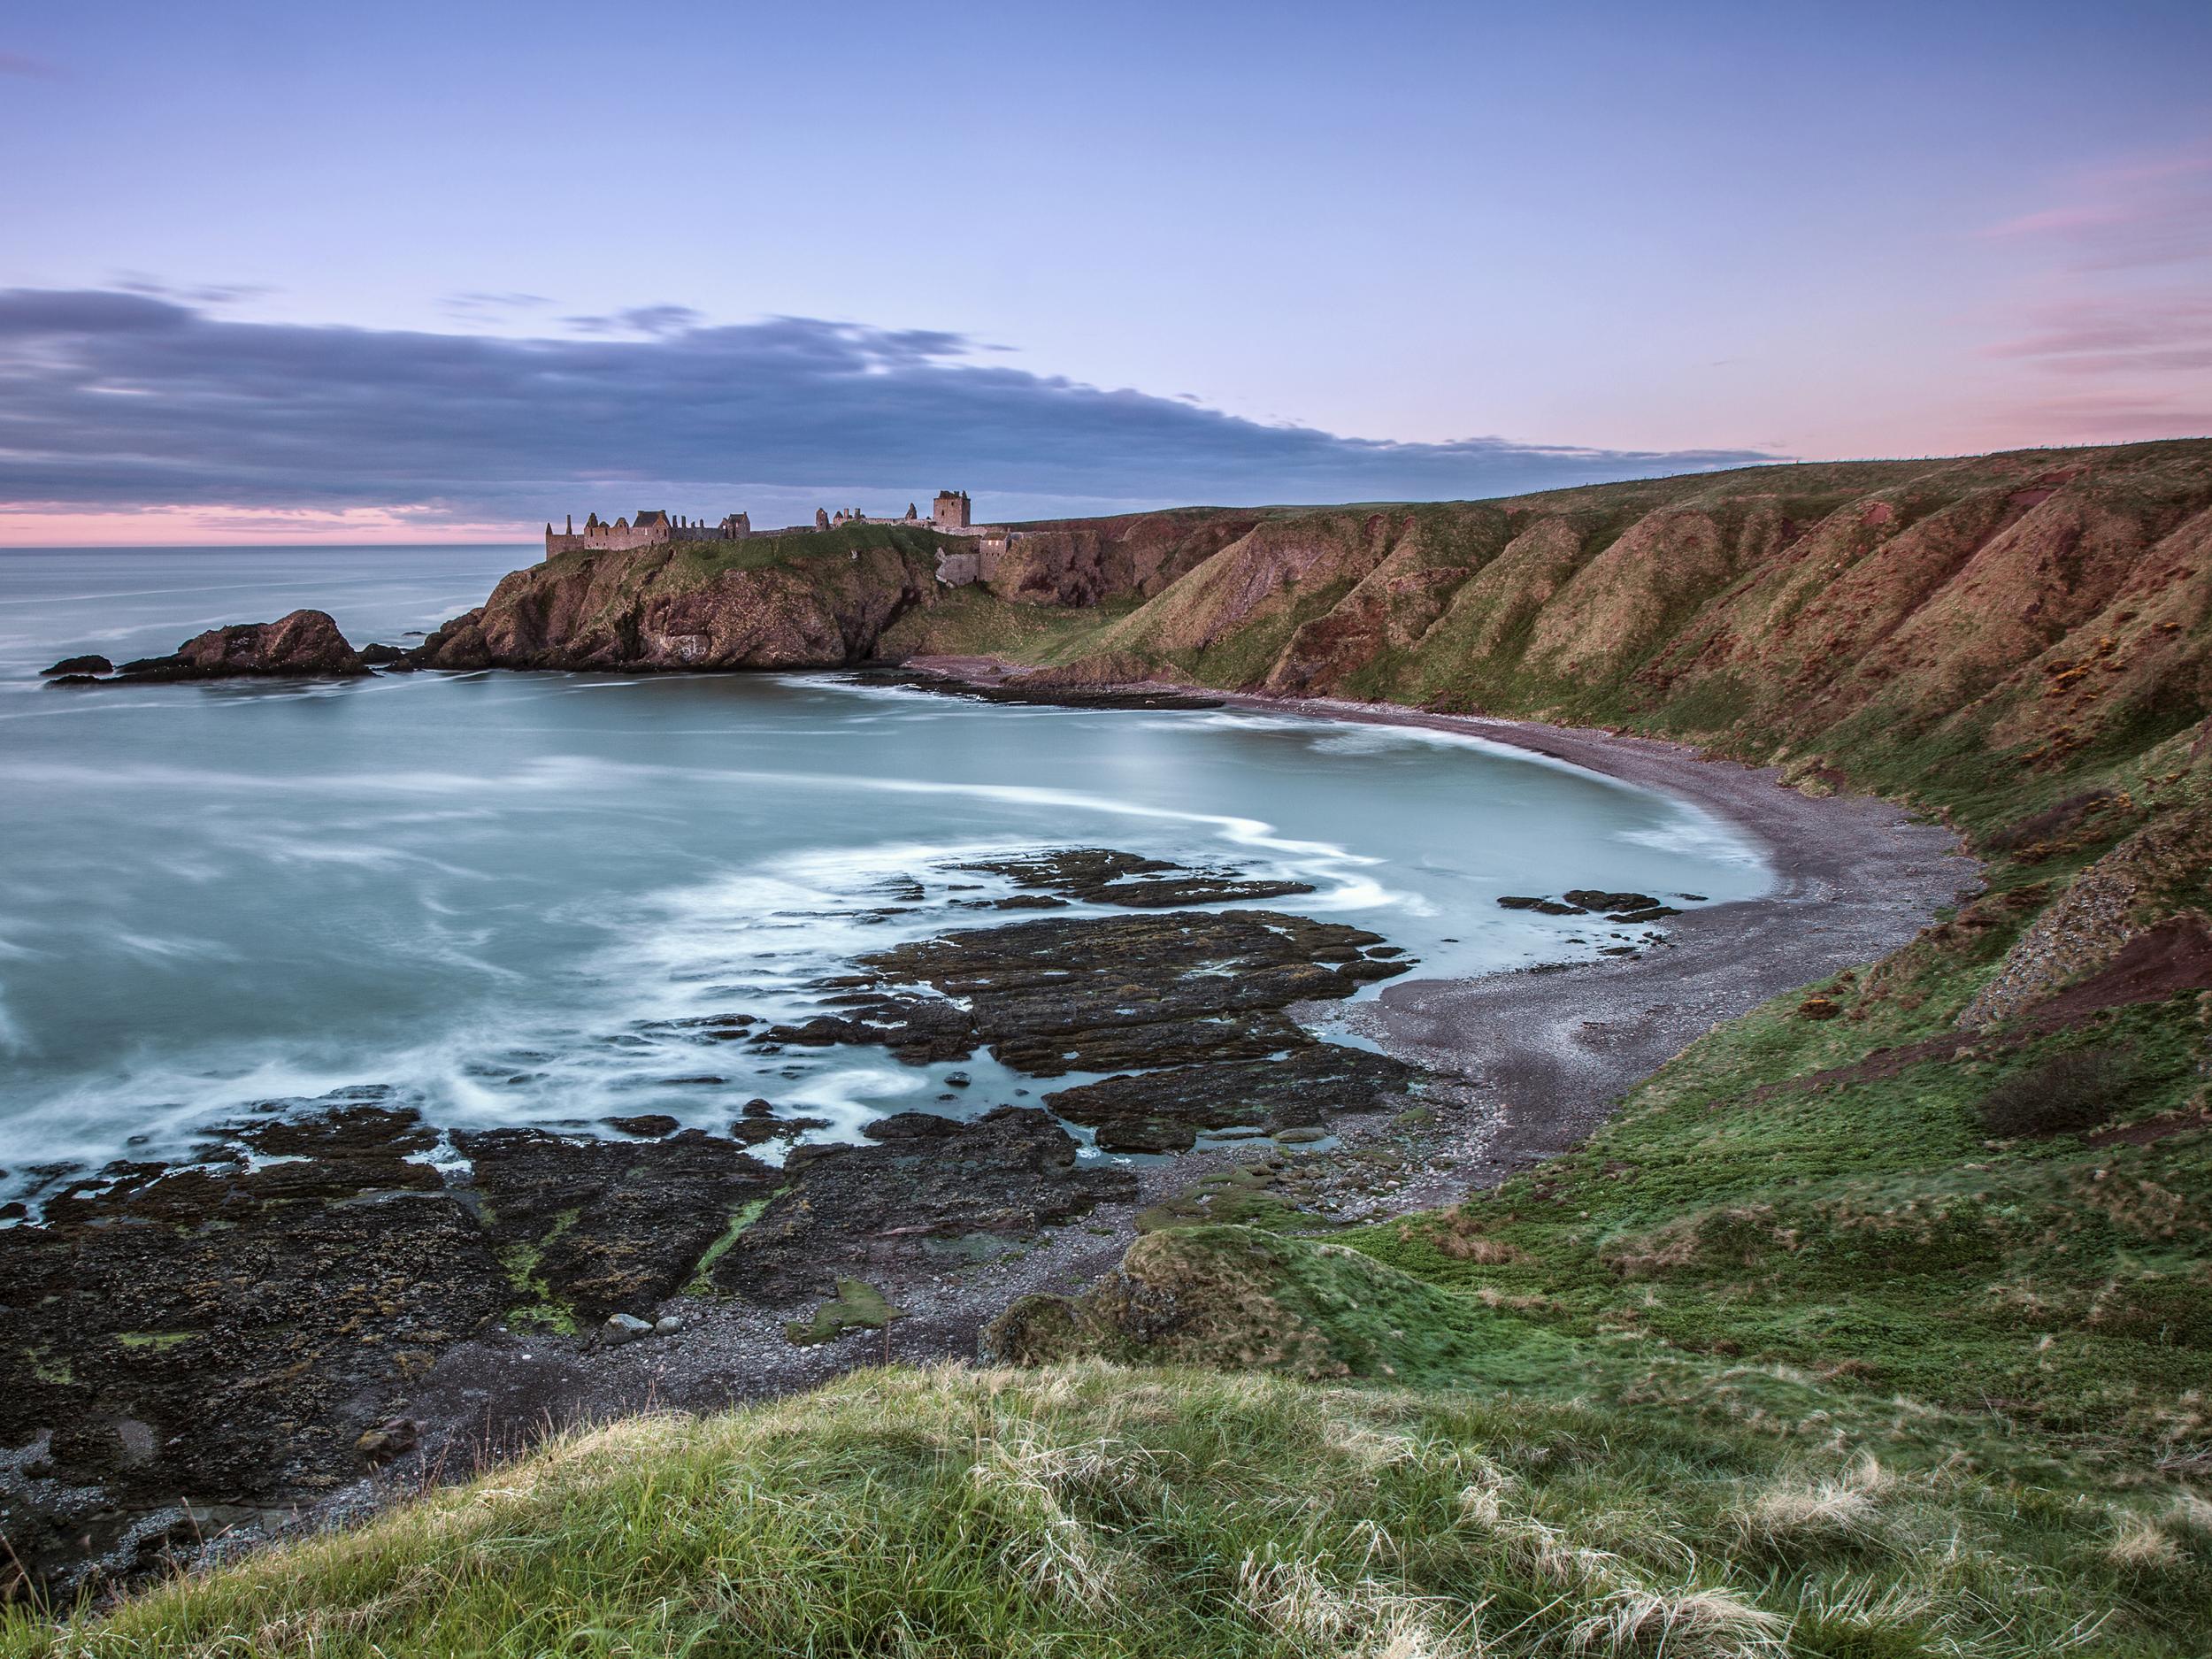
762,907,1411,1080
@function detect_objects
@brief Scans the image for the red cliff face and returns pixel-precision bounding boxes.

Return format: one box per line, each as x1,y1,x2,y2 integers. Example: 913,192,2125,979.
405,442,2211,802
412,534,941,672
1004,442,2212,788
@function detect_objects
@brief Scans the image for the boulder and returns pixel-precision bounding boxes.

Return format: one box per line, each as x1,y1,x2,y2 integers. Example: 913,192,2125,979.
354,1417,420,1465
41,654,113,677
109,610,369,681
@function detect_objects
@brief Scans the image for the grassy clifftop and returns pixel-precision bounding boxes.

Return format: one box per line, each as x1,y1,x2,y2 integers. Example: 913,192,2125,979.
12,1363,2204,1656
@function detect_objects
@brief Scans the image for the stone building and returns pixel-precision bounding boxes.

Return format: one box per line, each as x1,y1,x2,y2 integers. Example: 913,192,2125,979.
544,488,1002,561
544,510,751,558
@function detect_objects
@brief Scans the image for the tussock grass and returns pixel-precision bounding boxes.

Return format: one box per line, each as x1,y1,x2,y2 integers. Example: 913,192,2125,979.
9,1362,2203,1656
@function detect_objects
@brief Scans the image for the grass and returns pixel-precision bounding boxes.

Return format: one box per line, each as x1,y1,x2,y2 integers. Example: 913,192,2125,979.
11,1361,2206,1656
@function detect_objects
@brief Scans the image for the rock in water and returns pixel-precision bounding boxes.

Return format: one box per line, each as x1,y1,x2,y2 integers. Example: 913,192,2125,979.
107,610,369,682
41,654,113,677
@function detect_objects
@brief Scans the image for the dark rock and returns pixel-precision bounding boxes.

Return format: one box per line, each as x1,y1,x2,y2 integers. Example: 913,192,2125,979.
812,908,1412,1079
1563,889,1661,913
40,654,112,677
952,847,1317,909
708,1106,1134,1304
457,1127,775,1323
1497,895,1586,915
105,611,368,682
0,1106,509,1597
354,1417,420,1465
603,1114,680,1138
1045,1044,1417,1153
357,643,405,665
869,1111,963,1140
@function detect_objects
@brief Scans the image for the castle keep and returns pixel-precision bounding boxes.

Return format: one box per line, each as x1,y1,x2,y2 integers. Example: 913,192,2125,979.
544,489,1010,586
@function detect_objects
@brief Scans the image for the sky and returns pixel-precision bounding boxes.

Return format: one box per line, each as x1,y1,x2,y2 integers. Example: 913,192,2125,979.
2,0,2208,543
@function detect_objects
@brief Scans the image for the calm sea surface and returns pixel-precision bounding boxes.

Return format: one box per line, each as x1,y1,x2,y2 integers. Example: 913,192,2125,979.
0,546,1769,1191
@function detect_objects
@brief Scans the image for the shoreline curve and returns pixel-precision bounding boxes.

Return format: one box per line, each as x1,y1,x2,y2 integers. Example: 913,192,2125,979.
897,653,1983,1185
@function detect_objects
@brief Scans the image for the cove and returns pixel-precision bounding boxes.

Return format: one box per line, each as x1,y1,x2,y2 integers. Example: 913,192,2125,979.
0,547,1767,1193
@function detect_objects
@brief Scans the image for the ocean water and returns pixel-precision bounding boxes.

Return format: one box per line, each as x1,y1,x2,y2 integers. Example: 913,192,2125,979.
0,546,1770,1192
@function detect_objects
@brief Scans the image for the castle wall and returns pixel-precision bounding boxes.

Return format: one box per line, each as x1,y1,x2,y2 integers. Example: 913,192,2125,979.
934,549,982,586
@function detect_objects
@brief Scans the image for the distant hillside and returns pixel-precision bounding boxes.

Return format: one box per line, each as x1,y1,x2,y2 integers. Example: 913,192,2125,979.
914,440,2212,835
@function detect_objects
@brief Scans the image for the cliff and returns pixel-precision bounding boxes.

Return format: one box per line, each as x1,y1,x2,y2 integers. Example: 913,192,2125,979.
411,523,949,672
991,442,2212,828
420,443,2212,834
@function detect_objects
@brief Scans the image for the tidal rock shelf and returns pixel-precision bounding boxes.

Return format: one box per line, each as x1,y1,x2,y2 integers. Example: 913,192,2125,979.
0,852,1425,1599
44,609,371,683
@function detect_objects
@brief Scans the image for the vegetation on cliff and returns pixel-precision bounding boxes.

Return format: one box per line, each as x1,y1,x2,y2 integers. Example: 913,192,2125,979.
412,523,950,672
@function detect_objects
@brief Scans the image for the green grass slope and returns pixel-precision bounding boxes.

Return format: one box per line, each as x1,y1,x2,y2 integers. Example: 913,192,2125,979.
11,1363,2206,1657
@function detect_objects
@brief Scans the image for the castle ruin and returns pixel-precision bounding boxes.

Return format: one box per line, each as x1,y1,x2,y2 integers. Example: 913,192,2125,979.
543,510,752,557
544,490,1010,583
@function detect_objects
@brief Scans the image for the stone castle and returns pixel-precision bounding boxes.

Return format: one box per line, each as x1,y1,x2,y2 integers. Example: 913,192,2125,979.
544,489,1010,584
543,509,753,555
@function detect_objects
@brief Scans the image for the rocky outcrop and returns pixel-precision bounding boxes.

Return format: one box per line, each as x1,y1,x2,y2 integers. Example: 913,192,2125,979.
408,526,944,672
40,653,112,678
981,510,1260,606
73,610,370,682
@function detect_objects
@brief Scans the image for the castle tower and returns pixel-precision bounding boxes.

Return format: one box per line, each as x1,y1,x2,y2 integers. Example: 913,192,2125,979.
932,489,971,531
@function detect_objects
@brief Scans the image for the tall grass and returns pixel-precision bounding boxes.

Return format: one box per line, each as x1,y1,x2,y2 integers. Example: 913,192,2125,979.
9,1362,2200,1656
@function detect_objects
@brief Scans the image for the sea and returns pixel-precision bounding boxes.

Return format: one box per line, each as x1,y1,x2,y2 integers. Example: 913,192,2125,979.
0,545,1770,1194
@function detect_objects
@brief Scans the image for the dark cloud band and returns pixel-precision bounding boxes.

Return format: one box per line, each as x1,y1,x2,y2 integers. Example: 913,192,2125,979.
0,288,1772,525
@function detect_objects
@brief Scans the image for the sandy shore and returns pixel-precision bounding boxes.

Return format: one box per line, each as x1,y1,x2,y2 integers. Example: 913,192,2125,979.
901,657,1982,1184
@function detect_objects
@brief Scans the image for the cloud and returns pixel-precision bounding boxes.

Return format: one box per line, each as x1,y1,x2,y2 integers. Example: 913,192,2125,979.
1983,143,2212,272
559,303,708,337
1986,292,2212,376
1972,142,2212,443
111,274,273,307
440,291,554,321
0,50,55,78
0,287,1773,532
